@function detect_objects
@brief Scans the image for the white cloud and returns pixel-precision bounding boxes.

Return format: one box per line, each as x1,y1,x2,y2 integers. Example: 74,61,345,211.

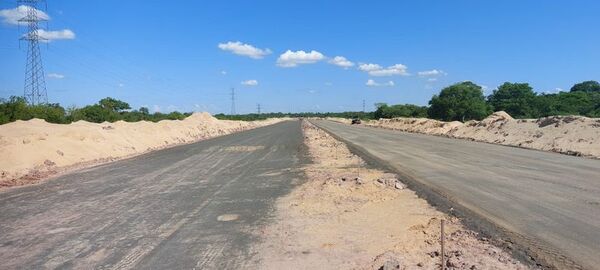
328,56,354,68
118,83,125,88
152,105,161,113
218,41,271,59
241,79,258,86
359,63,409,76
2,6,75,42
277,50,325,67
427,78,438,82
47,73,64,79
418,69,447,77
0,5,49,25
555,87,564,92
358,63,382,72
366,79,395,87
221,70,227,75
324,82,333,86
27,29,75,42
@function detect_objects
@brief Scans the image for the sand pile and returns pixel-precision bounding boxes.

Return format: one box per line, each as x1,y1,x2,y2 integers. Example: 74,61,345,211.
363,111,600,158
254,121,529,269
325,117,352,124
0,113,285,188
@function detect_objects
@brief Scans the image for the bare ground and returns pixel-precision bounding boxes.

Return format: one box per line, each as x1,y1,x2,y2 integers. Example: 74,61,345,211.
252,121,531,269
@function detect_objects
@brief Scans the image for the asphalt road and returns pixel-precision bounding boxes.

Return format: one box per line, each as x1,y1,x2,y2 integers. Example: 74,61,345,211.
312,120,600,270
0,120,306,269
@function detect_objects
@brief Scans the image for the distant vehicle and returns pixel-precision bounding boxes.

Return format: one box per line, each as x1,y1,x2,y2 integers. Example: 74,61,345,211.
351,118,361,125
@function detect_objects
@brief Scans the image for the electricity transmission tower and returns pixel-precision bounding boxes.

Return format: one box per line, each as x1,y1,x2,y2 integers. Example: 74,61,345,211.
257,103,261,114
19,0,48,105
230,87,236,115
362,99,366,112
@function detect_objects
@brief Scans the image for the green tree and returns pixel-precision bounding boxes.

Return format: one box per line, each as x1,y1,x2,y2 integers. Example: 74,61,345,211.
533,91,598,117
139,107,149,115
487,82,537,118
0,96,30,123
98,97,131,112
374,103,427,119
428,81,491,121
570,80,600,93
28,103,67,123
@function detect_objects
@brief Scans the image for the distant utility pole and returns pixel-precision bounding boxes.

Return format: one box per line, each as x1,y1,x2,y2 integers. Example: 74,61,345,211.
230,87,236,115
362,99,366,112
257,103,261,114
19,0,48,105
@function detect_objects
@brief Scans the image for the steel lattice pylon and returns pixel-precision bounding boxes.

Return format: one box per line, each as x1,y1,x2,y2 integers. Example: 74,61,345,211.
19,0,48,105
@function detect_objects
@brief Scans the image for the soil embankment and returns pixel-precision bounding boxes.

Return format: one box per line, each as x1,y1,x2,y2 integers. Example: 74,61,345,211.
330,112,600,159
0,113,285,189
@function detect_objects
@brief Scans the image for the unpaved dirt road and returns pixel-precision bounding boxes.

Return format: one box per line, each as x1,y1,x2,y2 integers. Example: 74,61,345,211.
312,120,600,270
0,121,305,269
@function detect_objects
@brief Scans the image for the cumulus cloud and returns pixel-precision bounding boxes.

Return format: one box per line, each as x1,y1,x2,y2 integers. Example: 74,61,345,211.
31,29,75,42
359,63,409,76
0,5,49,25
366,79,395,87
277,50,325,67
220,70,227,75
218,41,271,59
47,73,64,79
328,56,354,68
241,79,258,86
418,69,447,77
2,6,75,42
358,63,382,72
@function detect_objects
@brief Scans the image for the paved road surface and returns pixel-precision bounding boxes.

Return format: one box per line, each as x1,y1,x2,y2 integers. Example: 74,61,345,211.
313,120,600,270
0,120,305,269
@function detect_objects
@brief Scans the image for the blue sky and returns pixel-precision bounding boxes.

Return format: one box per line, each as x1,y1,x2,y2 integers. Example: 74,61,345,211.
1,1,599,114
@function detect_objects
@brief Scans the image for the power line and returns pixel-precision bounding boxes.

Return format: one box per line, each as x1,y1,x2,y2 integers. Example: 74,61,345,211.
230,87,235,115
19,0,48,105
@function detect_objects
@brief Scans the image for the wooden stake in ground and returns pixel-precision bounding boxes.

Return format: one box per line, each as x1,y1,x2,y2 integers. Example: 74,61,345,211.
441,219,445,270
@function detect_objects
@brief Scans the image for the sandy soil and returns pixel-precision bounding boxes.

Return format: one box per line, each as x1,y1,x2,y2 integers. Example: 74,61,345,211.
253,121,530,269
0,113,285,189
331,111,600,159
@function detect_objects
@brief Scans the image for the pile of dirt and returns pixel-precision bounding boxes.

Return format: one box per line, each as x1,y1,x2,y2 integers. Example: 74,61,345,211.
253,121,529,269
363,111,600,158
0,113,285,188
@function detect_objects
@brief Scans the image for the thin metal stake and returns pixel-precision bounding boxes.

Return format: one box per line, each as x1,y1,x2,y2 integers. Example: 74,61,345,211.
441,219,445,270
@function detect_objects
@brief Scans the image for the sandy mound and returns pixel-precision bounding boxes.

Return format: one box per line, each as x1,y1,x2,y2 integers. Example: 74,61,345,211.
362,111,600,158
0,113,286,188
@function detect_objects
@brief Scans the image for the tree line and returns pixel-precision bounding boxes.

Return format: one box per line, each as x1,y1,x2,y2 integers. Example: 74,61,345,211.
218,80,600,122
2,80,599,125
0,97,190,125
374,80,600,121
